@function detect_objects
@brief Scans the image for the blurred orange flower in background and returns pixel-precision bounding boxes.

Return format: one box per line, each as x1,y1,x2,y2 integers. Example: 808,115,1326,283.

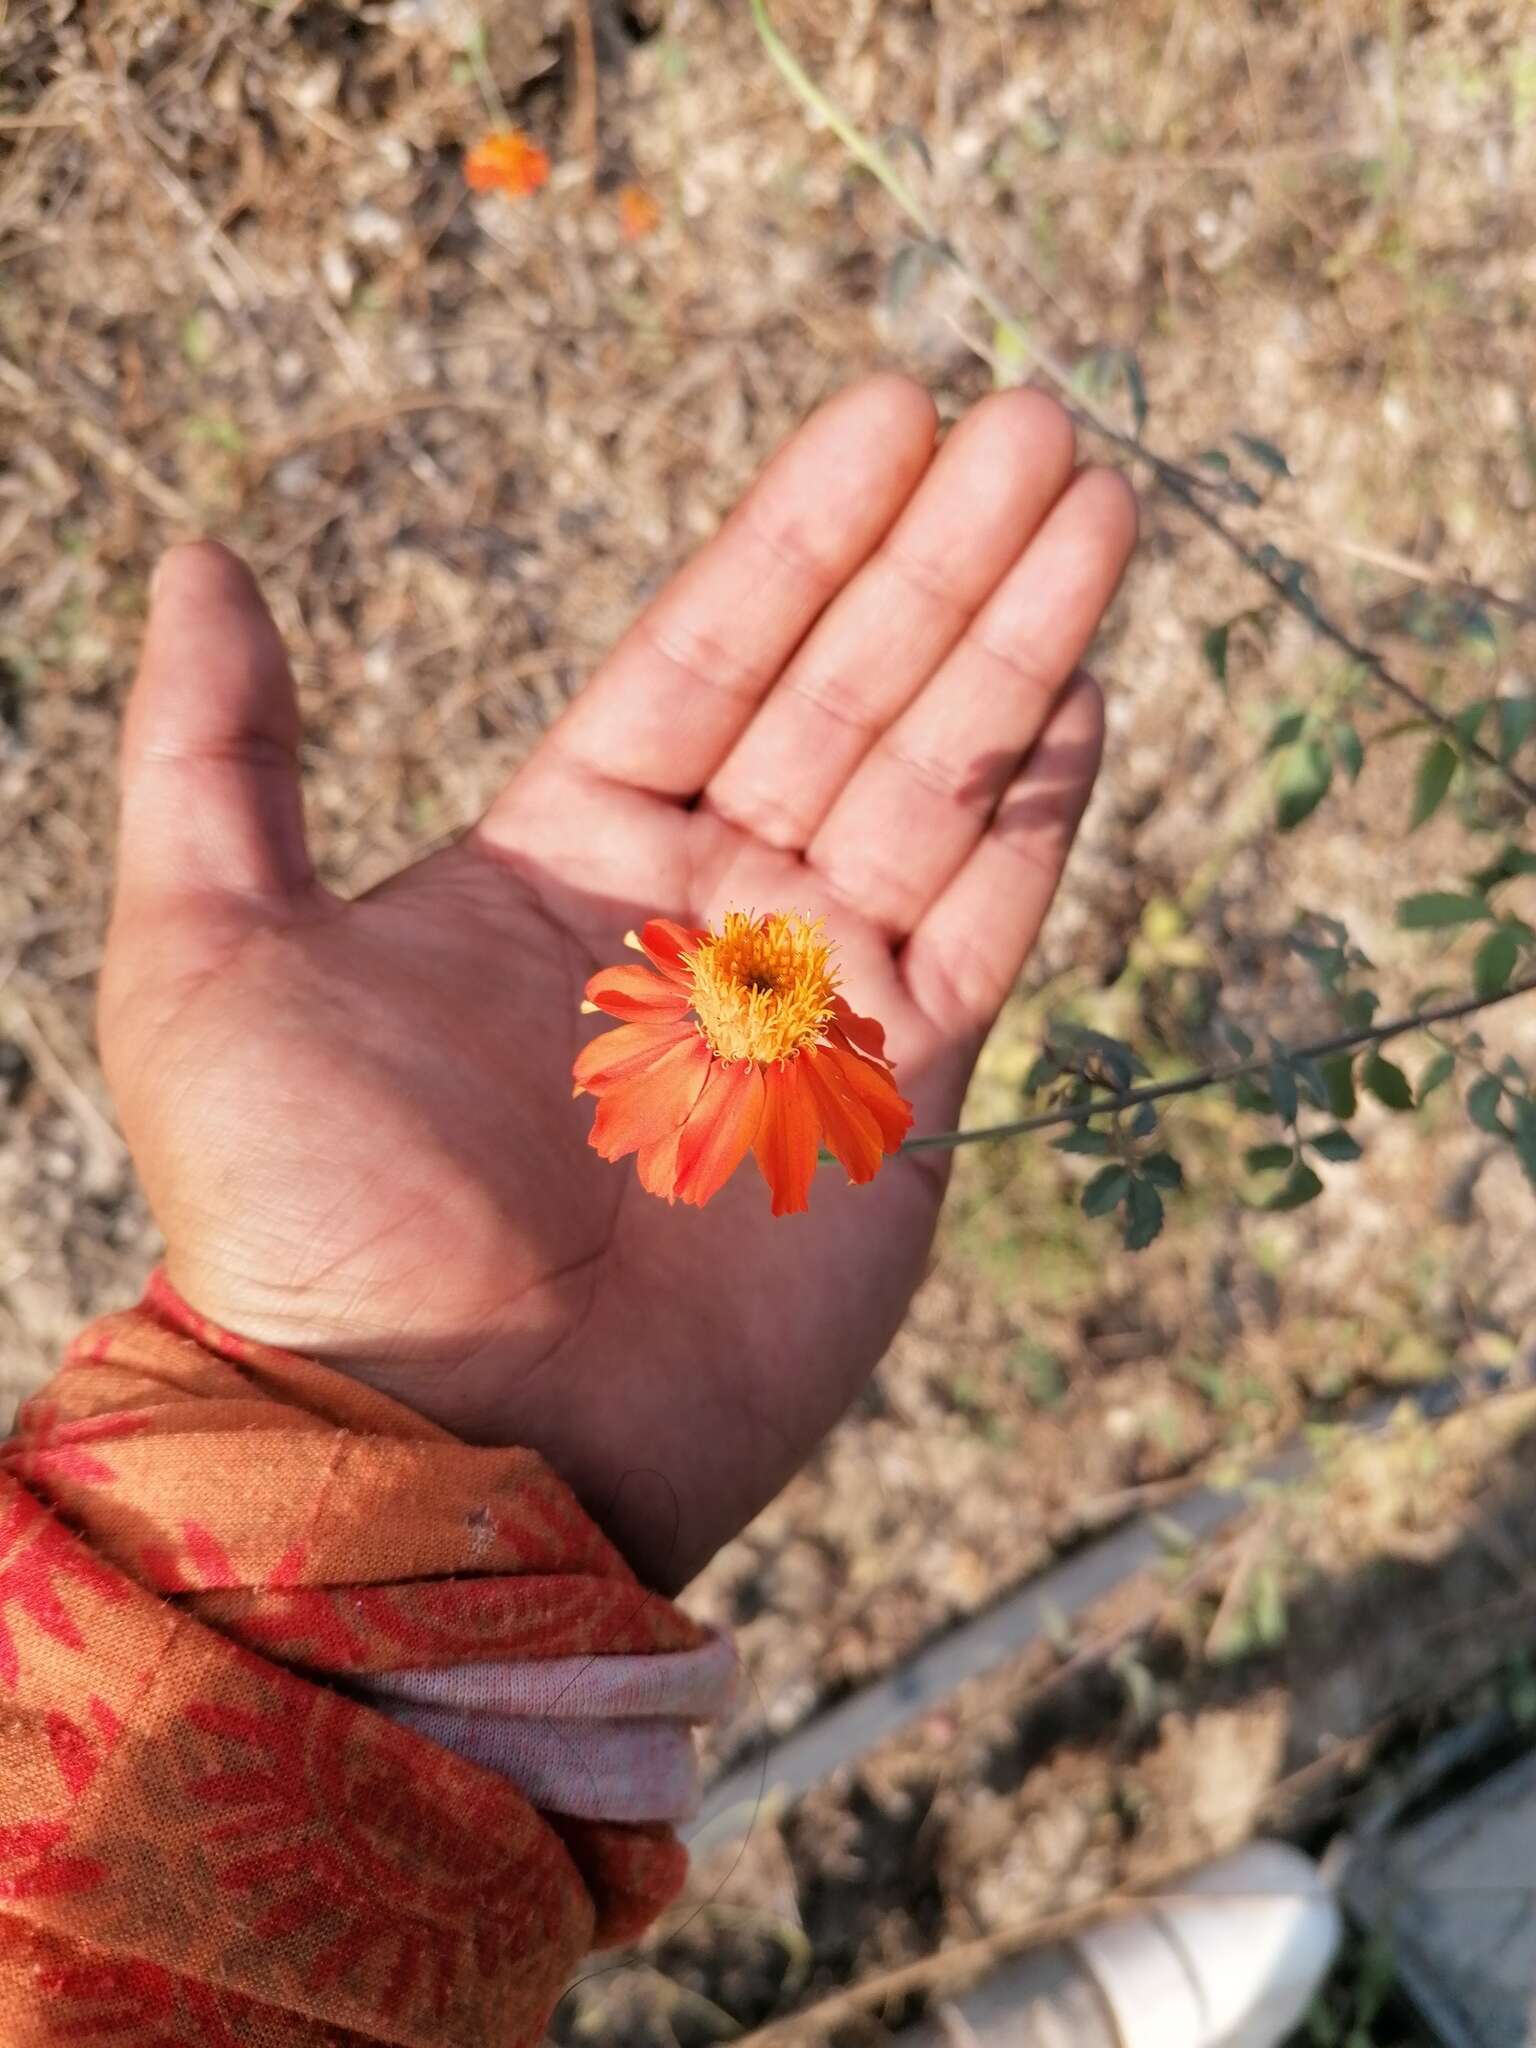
465,129,551,197
618,183,662,240
573,912,912,1215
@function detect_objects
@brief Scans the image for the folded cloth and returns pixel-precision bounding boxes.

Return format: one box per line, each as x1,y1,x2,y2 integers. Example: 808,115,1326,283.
0,1272,707,2048
355,1637,741,1823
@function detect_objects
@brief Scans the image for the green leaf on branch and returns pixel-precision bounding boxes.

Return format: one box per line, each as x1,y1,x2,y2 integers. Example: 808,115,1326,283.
1274,737,1332,831
1497,697,1536,763
1246,1143,1296,1172
1266,1163,1324,1210
1234,432,1291,477
1396,891,1493,929
1082,1164,1131,1217
1362,1052,1414,1110
1475,925,1521,998
1269,1057,1299,1126
885,239,948,310
1452,700,1491,751
1202,622,1231,685
1291,1055,1331,1109
1023,1050,1062,1093
1513,1100,1536,1189
1123,1177,1165,1250
1343,987,1381,1027
1129,1102,1158,1138
1311,1127,1363,1162
1055,1026,1149,1089
1322,1054,1357,1119
1196,449,1232,475
1418,1048,1456,1098
1410,739,1457,829
1122,353,1149,436
880,122,933,172
1141,1151,1184,1189
1471,844,1536,892
1266,709,1308,754
1466,1074,1506,1134
1055,1125,1113,1155
1461,607,1498,654
1333,721,1365,782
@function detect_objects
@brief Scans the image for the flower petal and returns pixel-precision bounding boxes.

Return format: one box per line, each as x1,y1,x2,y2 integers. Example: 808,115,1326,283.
822,1041,913,1152
831,995,889,1064
752,1056,820,1216
673,1060,766,1209
573,1019,695,1097
801,1044,886,1184
637,918,708,985
636,1122,687,1202
583,965,692,1025
587,1035,710,1160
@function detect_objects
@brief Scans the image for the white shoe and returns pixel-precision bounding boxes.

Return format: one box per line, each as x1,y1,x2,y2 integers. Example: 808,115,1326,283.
918,1841,1340,2048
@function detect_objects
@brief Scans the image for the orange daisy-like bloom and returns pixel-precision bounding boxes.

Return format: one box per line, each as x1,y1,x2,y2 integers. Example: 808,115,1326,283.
464,129,551,198
573,912,913,1215
617,182,662,241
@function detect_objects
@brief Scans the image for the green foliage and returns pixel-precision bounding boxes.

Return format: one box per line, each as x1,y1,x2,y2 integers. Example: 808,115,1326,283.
1333,720,1366,781
1362,1052,1414,1111
1266,1163,1325,1210
1409,738,1457,828
1082,1163,1130,1215
1497,696,1536,761
1474,924,1521,997
1233,431,1291,478
884,238,949,309
1312,1127,1363,1162
1273,734,1333,830
753,0,1536,1266
1396,891,1491,928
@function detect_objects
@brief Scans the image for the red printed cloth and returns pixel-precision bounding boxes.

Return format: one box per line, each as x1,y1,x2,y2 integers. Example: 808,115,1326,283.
0,1273,702,2046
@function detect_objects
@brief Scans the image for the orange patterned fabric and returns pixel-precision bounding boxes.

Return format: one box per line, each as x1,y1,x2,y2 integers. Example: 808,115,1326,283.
0,1272,701,2046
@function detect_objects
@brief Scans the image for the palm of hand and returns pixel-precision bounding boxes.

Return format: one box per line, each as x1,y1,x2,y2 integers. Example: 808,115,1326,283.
102,379,1134,1585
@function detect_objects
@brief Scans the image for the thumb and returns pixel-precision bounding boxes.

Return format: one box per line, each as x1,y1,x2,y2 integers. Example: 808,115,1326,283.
115,541,313,914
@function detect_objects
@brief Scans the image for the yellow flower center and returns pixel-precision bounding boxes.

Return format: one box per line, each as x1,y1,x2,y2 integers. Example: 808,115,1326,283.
685,911,838,1064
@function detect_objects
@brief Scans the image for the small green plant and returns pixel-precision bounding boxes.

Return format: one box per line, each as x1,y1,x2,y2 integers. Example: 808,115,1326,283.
751,0,1536,1254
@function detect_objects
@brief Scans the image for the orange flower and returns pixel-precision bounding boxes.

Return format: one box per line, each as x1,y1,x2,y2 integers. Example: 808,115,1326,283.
617,182,662,240
464,129,551,198
573,911,913,1215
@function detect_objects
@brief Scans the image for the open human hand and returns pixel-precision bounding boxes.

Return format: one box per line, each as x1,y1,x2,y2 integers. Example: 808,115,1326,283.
99,378,1135,1587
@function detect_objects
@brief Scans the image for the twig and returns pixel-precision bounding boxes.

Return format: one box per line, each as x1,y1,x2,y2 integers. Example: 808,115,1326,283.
740,1887,1146,2045
0,986,126,1184
903,971,1536,1155
1150,464,1536,806
251,390,508,473
747,0,1536,812
1254,511,1536,629
0,353,196,524
463,14,511,130
570,0,600,194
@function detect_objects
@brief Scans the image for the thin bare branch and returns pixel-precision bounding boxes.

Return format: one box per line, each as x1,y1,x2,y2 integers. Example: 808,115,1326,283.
748,0,1536,811
903,972,1536,1156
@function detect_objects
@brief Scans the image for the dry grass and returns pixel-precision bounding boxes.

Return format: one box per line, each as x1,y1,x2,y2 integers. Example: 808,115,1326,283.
4,1,1536,2039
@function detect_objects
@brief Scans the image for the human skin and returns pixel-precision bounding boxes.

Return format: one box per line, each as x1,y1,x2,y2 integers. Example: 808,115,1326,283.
98,378,1137,1590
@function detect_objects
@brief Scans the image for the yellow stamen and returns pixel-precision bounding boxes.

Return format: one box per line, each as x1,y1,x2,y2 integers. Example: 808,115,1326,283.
685,910,838,1064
